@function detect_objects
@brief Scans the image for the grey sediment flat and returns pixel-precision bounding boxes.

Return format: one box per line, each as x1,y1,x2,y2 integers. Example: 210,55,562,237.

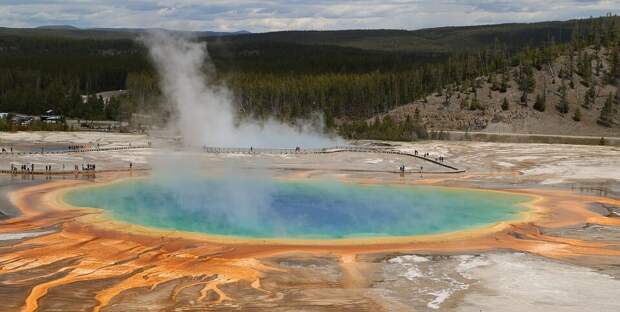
0,176,46,218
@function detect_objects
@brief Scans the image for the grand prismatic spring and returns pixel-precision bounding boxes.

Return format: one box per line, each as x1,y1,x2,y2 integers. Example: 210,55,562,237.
63,177,529,239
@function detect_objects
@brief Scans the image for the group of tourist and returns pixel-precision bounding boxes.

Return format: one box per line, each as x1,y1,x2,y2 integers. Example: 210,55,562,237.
10,163,35,173
1,147,13,153
413,150,433,158
9,163,98,173
81,164,96,171
413,150,446,163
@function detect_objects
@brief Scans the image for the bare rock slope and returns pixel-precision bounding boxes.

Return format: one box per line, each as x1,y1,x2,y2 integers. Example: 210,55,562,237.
378,47,620,137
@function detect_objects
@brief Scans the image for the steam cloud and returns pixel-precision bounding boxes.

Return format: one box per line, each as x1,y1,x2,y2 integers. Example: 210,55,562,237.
142,31,342,148
138,32,343,235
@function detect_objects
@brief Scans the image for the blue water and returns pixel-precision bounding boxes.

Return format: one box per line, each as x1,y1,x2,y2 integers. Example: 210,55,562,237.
63,176,530,239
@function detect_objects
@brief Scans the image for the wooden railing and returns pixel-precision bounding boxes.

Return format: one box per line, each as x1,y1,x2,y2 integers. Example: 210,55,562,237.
202,146,463,172
0,144,151,156
0,145,464,175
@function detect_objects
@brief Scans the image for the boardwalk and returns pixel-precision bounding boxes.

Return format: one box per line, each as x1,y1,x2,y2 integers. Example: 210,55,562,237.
0,144,151,157
0,145,464,175
202,146,464,172
0,144,151,175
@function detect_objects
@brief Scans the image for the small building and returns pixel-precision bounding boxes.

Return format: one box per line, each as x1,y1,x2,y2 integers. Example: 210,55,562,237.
81,90,128,105
11,114,38,126
65,119,129,132
41,115,63,124
40,110,63,124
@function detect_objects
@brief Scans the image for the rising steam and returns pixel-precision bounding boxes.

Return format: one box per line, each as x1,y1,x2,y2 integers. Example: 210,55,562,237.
141,31,341,148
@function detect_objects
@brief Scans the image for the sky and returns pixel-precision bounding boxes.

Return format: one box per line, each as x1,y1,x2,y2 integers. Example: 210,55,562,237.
1,0,619,33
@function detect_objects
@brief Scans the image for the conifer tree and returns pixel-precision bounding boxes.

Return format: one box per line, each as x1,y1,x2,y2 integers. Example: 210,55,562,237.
534,93,546,112
583,82,596,109
500,72,509,93
573,107,581,121
557,81,570,114
598,92,614,127
582,93,592,109
579,52,593,84
520,90,528,106
501,97,509,110
518,64,535,94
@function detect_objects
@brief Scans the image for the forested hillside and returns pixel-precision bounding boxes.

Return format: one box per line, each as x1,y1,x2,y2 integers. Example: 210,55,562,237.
0,16,618,138
339,16,620,140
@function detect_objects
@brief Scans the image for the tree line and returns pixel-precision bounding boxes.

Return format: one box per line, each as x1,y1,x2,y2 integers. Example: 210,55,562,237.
0,16,618,140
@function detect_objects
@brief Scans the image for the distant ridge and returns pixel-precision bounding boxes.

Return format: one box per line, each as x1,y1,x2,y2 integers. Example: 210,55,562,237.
4,16,618,53
198,30,251,37
89,27,250,36
36,25,80,30
32,25,250,37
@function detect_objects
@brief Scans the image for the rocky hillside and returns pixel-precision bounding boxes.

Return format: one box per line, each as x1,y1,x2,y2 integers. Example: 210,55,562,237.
376,47,620,137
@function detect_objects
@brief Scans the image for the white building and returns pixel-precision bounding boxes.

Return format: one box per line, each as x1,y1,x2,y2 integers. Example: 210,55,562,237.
81,90,128,105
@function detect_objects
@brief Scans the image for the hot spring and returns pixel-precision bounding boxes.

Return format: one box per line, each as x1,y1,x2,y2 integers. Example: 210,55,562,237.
63,176,531,240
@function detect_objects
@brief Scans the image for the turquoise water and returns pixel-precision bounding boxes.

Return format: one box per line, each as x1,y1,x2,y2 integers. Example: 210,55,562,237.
63,176,530,239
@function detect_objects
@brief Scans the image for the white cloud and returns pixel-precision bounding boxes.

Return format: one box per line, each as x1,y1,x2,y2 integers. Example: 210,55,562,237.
0,0,619,32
